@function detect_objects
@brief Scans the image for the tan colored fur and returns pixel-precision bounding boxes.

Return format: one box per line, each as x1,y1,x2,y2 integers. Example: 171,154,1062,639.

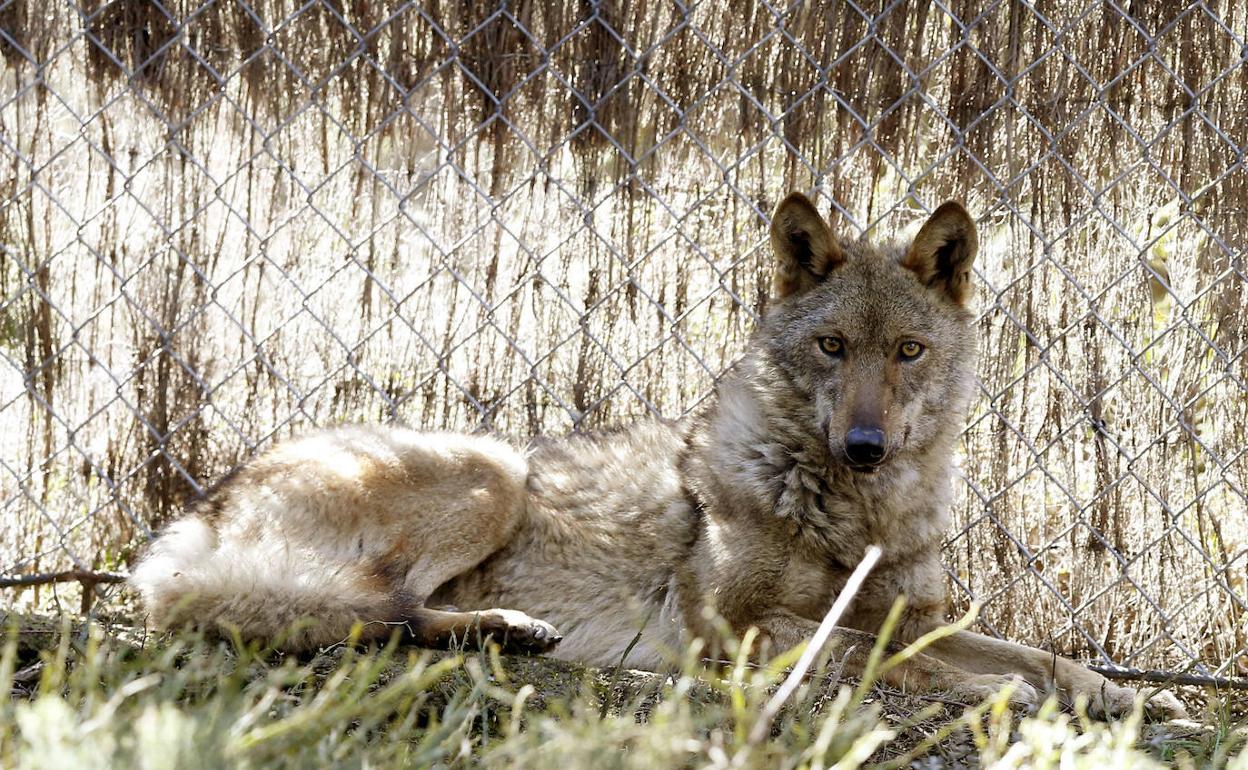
131,196,1185,720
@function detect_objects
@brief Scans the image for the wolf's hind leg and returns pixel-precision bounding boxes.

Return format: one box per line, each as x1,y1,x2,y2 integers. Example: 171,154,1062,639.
360,432,565,653
133,429,564,653
400,607,562,654
131,518,412,651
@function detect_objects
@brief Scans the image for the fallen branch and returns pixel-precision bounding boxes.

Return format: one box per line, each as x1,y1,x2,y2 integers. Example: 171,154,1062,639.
1090,665,1248,691
745,545,882,750
0,570,129,589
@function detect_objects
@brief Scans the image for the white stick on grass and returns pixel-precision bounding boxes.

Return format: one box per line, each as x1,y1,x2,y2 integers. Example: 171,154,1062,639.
745,544,883,749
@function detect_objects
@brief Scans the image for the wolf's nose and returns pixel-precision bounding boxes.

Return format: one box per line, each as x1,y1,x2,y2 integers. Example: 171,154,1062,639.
844,427,887,467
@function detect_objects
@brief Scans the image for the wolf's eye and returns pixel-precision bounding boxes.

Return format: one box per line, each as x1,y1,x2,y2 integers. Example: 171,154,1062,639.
818,336,844,357
899,341,925,360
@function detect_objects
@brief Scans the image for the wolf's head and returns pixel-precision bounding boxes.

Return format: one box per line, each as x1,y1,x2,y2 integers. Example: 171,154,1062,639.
759,192,978,474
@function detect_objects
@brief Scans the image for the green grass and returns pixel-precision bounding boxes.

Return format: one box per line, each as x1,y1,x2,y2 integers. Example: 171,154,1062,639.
1,616,1244,769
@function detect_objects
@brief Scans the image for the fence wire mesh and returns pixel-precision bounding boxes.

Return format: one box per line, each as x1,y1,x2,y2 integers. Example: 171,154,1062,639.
1,0,1245,685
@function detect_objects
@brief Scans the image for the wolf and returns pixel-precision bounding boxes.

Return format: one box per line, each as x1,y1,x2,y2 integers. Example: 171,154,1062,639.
130,193,1185,719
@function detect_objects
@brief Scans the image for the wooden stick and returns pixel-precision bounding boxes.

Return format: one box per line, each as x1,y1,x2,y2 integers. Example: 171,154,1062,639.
743,545,882,752
1090,664,1248,691
0,570,129,589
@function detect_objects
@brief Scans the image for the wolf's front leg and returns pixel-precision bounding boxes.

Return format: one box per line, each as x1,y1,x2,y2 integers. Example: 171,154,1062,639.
751,611,1039,708
921,630,1187,720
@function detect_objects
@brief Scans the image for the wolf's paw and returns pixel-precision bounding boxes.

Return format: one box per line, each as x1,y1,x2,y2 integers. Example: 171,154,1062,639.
949,674,1039,710
1085,681,1188,721
477,609,563,654
1143,688,1189,721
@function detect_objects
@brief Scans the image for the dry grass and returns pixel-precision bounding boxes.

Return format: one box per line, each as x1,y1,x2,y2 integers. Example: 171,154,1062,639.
3,611,1245,769
0,1,1244,682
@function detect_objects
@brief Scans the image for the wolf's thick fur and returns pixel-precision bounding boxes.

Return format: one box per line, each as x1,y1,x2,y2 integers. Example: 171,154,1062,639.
131,194,1185,719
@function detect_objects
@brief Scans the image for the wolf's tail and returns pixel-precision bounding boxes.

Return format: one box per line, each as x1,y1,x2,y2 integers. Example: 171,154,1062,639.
129,516,403,650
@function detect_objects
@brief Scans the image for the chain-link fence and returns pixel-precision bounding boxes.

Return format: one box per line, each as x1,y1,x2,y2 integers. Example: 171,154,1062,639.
1,1,1245,687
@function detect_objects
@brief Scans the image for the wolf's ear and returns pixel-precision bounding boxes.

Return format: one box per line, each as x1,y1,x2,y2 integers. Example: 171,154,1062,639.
770,193,845,299
902,202,978,305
